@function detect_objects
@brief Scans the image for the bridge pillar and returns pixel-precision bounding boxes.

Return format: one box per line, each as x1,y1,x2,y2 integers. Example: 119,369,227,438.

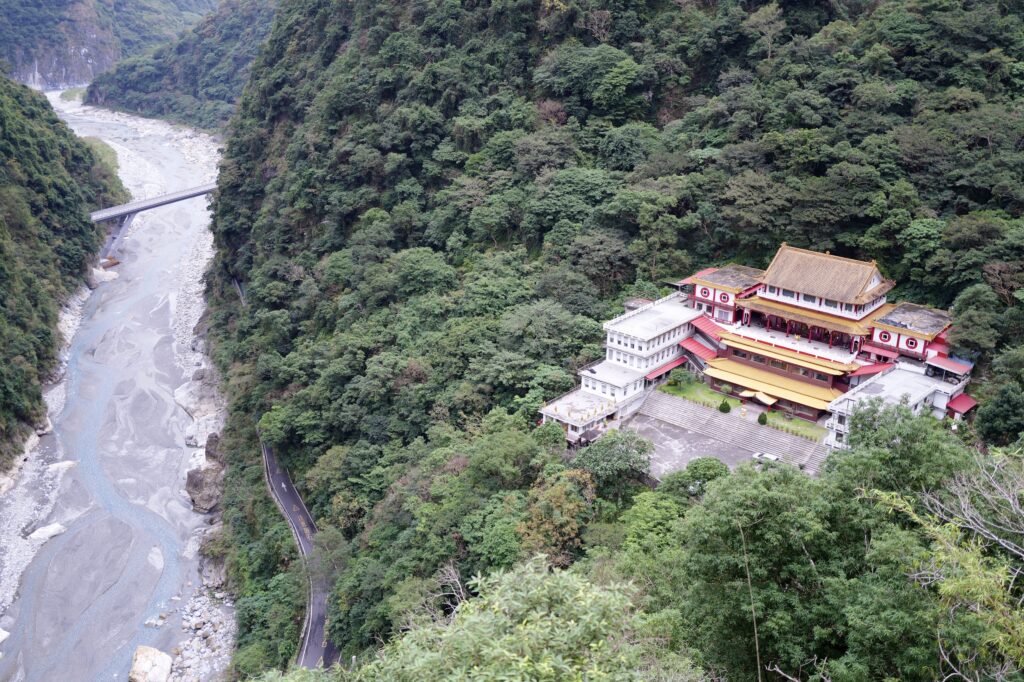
101,212,137,260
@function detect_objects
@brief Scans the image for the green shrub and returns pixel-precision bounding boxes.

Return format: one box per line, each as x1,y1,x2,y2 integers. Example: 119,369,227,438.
757,412,768,425
718,400,731,413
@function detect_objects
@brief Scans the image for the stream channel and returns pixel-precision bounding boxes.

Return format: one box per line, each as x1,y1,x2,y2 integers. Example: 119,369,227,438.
0,93,228,681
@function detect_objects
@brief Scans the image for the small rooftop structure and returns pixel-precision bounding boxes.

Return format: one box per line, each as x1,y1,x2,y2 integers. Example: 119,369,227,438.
623,297,653,312
689,264,765,293
873,302,952,340
583,361,646,387
947,392,979,416
761,243,894,304
539,389,616,427
604,293,702,340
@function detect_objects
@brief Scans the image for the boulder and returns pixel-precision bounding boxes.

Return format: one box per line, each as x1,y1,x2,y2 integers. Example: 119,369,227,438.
34,417,53,436
86,266,118,288
128,645,172,682
28,522,66,542
185,464,224,513
200,553,227,589
204,432,223,467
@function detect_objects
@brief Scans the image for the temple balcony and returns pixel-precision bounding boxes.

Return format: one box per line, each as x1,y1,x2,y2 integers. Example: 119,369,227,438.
721,320,861,365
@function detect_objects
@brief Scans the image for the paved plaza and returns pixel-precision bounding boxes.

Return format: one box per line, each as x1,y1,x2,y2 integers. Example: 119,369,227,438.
628,413,755,478
626,391,831,478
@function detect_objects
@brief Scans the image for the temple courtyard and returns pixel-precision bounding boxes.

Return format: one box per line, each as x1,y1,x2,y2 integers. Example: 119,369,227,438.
626,391,831,477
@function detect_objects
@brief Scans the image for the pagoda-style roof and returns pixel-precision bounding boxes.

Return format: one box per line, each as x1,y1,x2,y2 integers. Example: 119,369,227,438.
690,264,765,293
761,244,894,304
872,302,952,340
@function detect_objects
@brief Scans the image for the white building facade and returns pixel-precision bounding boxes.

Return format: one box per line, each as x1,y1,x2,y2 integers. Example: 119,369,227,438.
540,293,702,444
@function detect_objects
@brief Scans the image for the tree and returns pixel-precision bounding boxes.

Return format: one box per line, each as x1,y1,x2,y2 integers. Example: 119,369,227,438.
742,3,785,62
658,457,730,501
621,491,683,552
950,283,1003,356
517,469,596,567
976,384,1024,446
346,557,705,681
572,429,653,501
675,466,841,677
830,401,970,492
878,447,1024,679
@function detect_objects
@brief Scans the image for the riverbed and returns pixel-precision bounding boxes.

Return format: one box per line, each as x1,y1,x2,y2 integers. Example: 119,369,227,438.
0,94,230,681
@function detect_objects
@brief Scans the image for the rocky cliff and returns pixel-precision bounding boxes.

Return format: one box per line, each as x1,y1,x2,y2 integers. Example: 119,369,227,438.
0,0,217,89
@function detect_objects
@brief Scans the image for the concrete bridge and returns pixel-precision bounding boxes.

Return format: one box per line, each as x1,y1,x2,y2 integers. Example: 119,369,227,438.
90,182,217,223
90,182,216,259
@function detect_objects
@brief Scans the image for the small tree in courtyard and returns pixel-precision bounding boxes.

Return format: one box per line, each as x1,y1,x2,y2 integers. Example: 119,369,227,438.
572,429,653,502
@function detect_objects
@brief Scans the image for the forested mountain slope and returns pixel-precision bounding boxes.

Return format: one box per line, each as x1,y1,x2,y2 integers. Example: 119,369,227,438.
0,0,217,89
0,77,127,467
204,0,1024,676
85,0,276,129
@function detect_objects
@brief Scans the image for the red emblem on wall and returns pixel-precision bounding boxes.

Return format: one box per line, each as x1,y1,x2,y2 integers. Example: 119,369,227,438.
719,292,729,303
700,287,711,299
879,330,891,343
906,337,918,349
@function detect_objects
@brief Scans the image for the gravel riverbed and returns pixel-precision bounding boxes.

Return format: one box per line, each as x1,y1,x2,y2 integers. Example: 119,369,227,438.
0,92,232,681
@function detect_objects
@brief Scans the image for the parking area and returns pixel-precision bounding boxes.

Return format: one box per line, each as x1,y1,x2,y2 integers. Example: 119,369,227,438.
628,413,756,478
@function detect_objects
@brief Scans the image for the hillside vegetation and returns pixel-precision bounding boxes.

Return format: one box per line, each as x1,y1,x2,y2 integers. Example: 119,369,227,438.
85,0,277,130
204,0,1024,677
0,0,216,88
0,78,127,467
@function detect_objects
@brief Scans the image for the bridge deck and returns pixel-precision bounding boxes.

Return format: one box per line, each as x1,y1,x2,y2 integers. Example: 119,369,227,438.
90,182,217,222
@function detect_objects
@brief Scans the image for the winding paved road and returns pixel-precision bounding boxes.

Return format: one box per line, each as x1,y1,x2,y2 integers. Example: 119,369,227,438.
259,441,339,668
234,277,337,668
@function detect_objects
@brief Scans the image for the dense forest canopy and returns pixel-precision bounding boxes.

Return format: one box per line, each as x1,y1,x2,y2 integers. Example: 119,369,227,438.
0,77,126,466
85,0,277,130
201,0,1024,677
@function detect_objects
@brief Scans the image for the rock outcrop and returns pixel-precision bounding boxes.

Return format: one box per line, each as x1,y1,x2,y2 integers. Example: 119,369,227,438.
129,645,172,682
175,369,222,449
185,433,224,513
198,521,228,589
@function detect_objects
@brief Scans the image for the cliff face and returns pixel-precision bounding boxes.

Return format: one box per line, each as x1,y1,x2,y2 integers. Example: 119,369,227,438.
85,0,277,129
0,0,217,89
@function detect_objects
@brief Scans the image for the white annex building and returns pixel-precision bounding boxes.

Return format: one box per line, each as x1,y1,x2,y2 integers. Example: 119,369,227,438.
825,361,974,449
540,292,701,444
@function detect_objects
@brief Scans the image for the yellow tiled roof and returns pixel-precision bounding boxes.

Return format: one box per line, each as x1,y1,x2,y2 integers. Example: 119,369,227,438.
704,358,843,411
762,243,895,304
718,332,857,375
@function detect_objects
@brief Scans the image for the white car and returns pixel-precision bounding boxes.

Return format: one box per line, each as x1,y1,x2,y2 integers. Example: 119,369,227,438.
751,452,780,463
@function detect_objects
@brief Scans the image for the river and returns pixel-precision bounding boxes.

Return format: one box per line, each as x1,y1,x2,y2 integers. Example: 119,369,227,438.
0,94,230,681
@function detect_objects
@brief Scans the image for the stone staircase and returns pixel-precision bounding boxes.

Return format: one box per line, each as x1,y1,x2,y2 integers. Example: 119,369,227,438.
637,392,831,475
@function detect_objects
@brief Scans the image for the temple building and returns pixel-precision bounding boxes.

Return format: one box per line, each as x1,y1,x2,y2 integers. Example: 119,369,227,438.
541,243,977,447
673,244,976,422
